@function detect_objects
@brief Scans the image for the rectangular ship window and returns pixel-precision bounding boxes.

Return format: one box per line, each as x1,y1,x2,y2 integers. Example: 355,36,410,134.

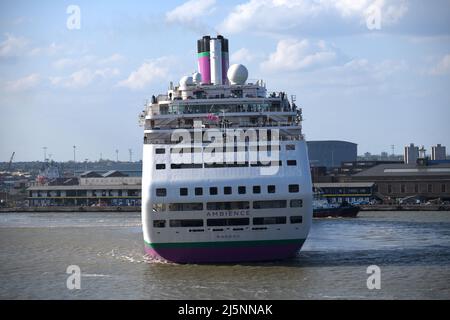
195,187,203,196
156,164,166,170
180,188,188,196
289,184,299,193
169,219,204,227
207,201,250,210
153,220,166,228
209,187,218,195
224,186,232,195
155,148,165,154
152,203,166,212
238,186,246,194
287,160,297,166
253,200,287,209
207,218,250,227
286,145,295,150
253,216,287,225
290,216,303,224
290,199,303,207
253,186,261,194
168,203,203,211
155,188,167,197
267,185,276,193
171,163,202,169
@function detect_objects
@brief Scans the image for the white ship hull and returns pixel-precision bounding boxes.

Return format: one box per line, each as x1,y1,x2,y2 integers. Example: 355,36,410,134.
141,140,312,263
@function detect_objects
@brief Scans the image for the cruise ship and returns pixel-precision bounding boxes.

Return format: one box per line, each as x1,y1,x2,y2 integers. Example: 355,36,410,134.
139,35,313,263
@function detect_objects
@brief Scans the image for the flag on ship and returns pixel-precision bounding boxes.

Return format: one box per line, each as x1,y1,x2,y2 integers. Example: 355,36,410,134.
207,113,220,122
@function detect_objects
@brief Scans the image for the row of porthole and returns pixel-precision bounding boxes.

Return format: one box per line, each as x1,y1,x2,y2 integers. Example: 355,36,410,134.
155,184,300,197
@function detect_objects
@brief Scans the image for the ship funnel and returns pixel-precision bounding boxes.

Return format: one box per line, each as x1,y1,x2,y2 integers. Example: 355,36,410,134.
198,35,230,85
197,36,211,84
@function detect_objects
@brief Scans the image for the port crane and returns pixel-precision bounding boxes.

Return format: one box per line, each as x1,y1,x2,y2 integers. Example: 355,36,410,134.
7,152,15,172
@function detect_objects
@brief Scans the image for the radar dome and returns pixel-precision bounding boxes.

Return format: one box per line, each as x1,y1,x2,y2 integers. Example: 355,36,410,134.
227,64,248,85
192,72,202,84
179,75,194,89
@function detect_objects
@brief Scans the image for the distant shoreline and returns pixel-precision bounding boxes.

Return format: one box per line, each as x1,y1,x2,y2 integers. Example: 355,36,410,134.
1,204,449,213
0,206,140,213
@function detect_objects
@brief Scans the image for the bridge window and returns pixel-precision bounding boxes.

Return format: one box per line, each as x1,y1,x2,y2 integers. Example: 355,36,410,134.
287,160,297,166
267,185,276,193
289,184,299,193
253,186,261,194
195,187,203,196
209,187,218,195
156,164,166,170
238,186,246,194
155,148,165,154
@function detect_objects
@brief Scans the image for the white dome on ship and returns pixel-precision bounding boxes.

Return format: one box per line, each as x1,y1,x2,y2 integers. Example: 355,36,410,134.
227,64,248,85
192,72,202,84
179,75,194,89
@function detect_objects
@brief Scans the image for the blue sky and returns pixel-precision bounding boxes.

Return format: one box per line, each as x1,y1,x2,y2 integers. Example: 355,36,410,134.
0,0,449,161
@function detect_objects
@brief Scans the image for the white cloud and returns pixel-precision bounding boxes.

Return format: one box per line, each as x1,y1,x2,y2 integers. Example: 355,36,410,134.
50,68,120,88
291,58,408,89
166,0,216,24
52,54,123,70
0,33,28,57
29,42,63,56
117,57,173,90
219,0,408,34
4,73,40,91
260,39,337,73
230,48,256,64
99,53,124,65
429,54,450,75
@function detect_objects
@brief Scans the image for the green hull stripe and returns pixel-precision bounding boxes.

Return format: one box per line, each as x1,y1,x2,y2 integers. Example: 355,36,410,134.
197,52,210,58
144,238,305,249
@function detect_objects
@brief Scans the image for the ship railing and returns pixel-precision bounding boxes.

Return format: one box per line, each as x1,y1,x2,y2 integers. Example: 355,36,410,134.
144,121,300,131
144,134,304,145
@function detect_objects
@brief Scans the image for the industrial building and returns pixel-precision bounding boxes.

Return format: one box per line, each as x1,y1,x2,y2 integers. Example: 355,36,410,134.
349,160,450,202
307,140,357,168
27,171,141,207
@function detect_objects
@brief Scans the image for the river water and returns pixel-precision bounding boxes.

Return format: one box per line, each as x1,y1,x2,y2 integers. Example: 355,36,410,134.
0,211,449,299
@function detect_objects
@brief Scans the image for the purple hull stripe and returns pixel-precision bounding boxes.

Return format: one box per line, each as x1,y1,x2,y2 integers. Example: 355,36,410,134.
144,241,305,263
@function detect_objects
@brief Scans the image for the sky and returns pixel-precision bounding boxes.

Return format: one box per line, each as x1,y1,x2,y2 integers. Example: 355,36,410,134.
0,0,449,162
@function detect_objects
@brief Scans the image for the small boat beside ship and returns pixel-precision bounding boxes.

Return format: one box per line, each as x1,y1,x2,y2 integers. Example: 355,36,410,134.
313,201,360,218
313,191,360,218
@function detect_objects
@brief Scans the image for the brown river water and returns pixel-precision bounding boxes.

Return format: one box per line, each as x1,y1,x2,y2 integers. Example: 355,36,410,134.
0,211,449,299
